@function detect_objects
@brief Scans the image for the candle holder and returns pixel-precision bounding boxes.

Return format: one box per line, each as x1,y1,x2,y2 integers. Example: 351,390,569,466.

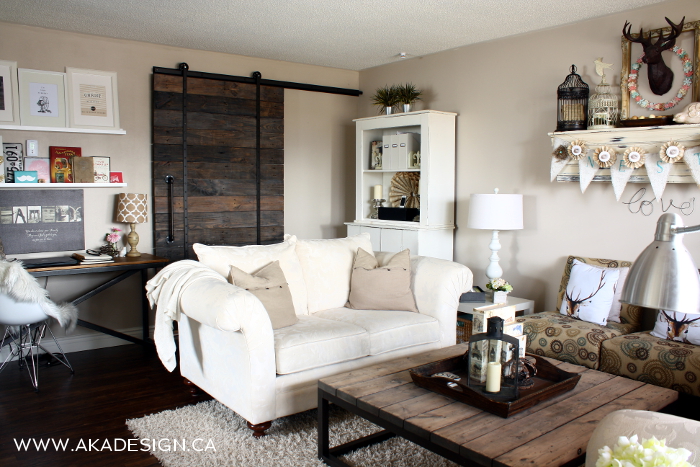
369,198,385,219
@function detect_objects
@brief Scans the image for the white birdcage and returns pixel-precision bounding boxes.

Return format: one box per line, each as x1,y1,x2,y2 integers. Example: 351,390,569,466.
588,74,619,129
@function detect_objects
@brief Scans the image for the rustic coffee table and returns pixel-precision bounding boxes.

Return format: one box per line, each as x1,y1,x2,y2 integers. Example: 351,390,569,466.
318,344,678,467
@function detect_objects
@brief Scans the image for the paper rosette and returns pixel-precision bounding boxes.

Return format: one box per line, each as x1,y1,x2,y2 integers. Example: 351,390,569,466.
593,146,616,168
567,140,587,161
659,141,685,164
623,147,645,169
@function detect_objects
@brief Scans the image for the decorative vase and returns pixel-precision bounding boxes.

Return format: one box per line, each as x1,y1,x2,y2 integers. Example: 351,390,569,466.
403,103,412,113
384,106,393,115
493,291,508,304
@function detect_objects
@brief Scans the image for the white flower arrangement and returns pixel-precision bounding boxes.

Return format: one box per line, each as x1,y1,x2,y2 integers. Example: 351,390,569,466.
485,278,513,293
596,435,695,467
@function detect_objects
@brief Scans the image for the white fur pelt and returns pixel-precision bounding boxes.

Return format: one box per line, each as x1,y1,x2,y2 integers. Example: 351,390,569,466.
0,260,78,331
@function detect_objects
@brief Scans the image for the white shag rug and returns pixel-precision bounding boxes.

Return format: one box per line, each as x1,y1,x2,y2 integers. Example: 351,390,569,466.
127,400,458,467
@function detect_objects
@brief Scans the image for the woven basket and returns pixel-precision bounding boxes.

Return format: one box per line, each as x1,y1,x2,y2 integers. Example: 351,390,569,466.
456,315,473,344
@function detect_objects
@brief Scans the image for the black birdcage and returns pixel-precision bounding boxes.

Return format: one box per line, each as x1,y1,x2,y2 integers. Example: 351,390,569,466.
556,65,589,132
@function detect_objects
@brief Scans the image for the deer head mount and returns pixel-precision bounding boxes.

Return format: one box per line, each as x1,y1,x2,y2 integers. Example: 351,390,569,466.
660,310,700,343
565,270,608,317
623,17,685,96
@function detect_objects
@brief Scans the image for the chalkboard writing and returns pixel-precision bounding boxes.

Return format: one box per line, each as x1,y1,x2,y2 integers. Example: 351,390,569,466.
0,189,84,254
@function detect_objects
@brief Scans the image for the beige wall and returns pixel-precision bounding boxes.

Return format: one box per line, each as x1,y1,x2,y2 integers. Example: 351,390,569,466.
0,22,358,341
359,0,700,312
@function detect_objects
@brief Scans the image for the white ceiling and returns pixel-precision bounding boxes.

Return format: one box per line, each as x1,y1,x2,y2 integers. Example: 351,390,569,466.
0,0,667,71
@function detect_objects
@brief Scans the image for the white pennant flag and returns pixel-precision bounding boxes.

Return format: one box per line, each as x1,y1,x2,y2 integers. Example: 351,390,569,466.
609,160,635,201
578,153,598,193
644,151,671,201
550,137,570,181
683,145,700,187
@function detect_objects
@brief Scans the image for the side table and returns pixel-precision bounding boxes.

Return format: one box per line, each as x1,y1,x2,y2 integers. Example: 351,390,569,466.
456,296,535,343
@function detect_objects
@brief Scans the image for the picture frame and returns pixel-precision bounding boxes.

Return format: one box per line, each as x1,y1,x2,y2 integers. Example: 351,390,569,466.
620,20,700,120
0,60,20,125
65,68,120,130
18,69,67,128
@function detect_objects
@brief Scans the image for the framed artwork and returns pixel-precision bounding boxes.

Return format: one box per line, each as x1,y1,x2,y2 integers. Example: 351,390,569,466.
0,60,20,125
18,69,67,128
620,19,700,119
65,68,120,130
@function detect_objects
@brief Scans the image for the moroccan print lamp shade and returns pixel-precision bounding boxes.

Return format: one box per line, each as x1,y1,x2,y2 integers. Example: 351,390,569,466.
116,193,148,224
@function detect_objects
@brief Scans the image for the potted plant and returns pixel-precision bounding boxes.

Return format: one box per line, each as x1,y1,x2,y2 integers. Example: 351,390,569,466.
397,83,422,113
371,85,399,115
486,278,513,304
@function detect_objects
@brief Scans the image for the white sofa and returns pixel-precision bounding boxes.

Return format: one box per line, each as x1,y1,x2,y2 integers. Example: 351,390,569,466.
150,234,472,436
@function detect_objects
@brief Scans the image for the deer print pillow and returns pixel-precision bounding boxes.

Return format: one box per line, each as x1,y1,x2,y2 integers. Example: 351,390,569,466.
651,311,700,345
560,259,620,326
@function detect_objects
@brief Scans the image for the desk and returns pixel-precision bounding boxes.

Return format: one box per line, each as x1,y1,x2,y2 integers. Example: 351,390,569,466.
27,254,169,345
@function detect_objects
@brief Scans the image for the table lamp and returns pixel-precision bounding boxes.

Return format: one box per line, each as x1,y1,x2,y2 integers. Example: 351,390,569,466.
467,189,523,281
620,213,700,313
116,193,148,258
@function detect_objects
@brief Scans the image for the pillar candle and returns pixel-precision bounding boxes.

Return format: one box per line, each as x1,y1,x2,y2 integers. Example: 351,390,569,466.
373,185,382,200
485,361,501,393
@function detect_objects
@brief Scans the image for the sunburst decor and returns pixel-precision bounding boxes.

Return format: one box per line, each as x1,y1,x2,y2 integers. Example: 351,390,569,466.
389,172,420,209
623,147,646,169
552,145,568,161
659,141,685,164
567,140,587,160
593,146,616,168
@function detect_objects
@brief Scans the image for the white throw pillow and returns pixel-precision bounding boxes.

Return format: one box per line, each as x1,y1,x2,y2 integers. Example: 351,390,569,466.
650,310,700,344
560,259,620,326
607,266,629,324
193,236,309,315
294,233,374,313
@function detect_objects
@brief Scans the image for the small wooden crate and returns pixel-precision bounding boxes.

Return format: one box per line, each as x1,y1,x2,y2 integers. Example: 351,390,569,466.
456,314,473,344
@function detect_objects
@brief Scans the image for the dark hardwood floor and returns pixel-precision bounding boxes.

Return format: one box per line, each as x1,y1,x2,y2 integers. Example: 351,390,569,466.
0,344,211,466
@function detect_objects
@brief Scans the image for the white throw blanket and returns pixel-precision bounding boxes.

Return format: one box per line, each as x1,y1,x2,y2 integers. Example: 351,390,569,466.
146,260,227,371
0,260,78,331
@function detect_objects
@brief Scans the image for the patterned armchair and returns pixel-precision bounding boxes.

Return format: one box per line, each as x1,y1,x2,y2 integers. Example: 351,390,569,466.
517,256,642,369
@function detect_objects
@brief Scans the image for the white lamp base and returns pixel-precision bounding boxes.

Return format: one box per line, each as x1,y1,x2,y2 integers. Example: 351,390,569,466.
485,229,502,281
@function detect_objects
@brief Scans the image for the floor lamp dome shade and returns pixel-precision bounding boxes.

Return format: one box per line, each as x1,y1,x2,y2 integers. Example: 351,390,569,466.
116,193,148,257
467,189,523,281
621,213,700,314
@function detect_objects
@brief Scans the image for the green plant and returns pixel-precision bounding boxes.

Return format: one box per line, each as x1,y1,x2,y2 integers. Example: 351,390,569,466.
397,83,422,105
371,85,399,112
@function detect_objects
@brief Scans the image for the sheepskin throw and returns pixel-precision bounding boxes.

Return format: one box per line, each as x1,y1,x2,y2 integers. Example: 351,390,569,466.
0,260,78,331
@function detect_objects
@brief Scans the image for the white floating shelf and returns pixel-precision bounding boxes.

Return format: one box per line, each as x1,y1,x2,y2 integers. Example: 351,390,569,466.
0,125,126,135
0,183,127,189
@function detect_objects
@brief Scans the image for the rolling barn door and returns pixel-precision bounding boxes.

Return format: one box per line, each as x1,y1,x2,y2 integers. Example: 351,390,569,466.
152,65,361,261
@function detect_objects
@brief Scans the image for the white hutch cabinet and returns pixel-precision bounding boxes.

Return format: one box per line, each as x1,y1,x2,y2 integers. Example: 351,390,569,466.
345,110,456,260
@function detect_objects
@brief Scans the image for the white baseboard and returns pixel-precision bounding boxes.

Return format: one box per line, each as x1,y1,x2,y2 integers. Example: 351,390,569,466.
0,325,154,363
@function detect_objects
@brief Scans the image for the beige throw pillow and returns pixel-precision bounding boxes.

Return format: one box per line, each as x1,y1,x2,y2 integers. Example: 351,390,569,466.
229,261,299,329
347,248,418,312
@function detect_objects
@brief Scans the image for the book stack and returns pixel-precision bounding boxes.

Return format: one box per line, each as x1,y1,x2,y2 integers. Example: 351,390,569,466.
72,251,114,264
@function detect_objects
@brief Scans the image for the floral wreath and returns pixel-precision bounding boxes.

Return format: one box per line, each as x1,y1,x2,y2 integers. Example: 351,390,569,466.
628,46,693,111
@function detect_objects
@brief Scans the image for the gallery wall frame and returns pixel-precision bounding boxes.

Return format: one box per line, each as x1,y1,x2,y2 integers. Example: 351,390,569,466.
18,68,67,128
0,60,20,125
620,20,700,119
65,67,120,130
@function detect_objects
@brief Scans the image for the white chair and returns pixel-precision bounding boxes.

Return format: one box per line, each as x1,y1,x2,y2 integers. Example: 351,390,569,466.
0,293,73,391
586,409,700,466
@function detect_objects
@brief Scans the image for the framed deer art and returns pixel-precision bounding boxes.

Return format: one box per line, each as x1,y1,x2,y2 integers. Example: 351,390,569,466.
620,17,700,120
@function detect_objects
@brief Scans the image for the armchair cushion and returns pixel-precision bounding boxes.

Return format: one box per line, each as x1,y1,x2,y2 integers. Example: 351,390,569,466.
294,233,374,313
193,236,309,316
650,311,700,345
559,259,620,326
347,248,418,312
315,308,439,355
273,315,369,375
228,261,298,330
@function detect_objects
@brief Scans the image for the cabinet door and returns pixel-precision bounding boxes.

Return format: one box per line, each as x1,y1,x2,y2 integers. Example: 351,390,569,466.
380,228,403,252
401,229,419,253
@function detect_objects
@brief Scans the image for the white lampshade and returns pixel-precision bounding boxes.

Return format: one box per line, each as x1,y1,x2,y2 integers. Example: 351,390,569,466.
467,193,523,231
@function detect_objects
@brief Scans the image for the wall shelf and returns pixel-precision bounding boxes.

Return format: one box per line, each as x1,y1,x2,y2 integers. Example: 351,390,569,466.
0,183,127,189
0,124,126,135
550,123,700,183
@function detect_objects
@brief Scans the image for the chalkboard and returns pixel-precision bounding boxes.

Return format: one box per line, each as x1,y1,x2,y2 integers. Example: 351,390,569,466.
0,189,85,254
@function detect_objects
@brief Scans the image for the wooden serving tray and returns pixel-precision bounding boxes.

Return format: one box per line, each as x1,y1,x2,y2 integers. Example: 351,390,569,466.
409,354,580,418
